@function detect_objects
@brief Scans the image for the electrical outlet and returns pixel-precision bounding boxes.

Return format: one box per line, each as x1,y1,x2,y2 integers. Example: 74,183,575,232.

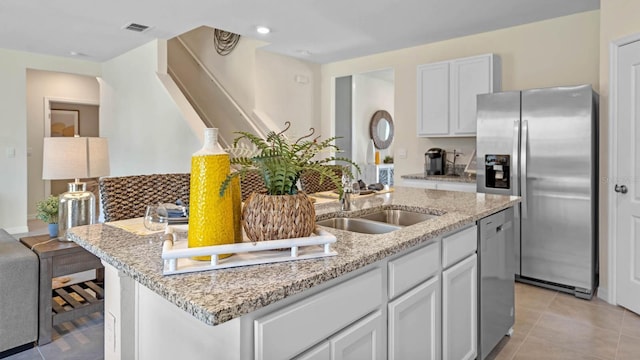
5,147,15,158
397,148,408,159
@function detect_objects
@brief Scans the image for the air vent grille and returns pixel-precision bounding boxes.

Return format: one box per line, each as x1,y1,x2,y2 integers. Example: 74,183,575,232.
123,23,151,33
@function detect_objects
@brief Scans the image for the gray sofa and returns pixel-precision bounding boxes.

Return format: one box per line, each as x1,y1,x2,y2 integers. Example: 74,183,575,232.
0,229,38,354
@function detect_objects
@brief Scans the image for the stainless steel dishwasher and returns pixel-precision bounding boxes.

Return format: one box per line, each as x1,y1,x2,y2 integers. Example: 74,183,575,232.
478,207,515,360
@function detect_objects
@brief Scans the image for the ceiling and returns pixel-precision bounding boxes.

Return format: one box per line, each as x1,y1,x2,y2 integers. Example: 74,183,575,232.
0,0,599,64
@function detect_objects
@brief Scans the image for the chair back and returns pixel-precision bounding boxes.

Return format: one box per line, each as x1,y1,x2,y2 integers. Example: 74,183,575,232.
239,170,267,201
99,173,191,222
299,166,343,194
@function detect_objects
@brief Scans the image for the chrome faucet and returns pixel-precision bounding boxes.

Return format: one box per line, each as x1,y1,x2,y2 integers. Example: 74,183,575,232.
340,188,352,211
340,171,353,211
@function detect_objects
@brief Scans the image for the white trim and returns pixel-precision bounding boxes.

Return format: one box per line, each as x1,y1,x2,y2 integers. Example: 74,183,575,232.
597,287,609,303
607,32,640,305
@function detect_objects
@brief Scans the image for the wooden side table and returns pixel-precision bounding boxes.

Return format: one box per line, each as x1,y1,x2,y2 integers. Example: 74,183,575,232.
20,234,104,345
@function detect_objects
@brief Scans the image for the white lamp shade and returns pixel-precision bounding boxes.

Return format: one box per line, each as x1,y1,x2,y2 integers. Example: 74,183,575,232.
42,137,110,179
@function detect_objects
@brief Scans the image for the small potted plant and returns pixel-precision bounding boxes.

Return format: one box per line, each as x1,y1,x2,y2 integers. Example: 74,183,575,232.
221,122,359,241
36,195,59,238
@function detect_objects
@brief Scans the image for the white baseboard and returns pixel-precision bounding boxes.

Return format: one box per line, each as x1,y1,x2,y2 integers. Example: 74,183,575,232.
597,287,612,304
5,226,30,234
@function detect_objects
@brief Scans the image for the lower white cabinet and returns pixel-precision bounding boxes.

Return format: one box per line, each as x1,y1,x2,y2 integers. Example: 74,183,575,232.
442,254,478,360
331,310,384,360
295,311,384,360
255,269,382,360
296,342,331,360
388,276,441,360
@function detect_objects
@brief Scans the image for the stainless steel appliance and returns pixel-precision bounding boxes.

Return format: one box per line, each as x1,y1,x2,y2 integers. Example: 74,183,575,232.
424,148,445,175
476,84,598,299
478,207,515,360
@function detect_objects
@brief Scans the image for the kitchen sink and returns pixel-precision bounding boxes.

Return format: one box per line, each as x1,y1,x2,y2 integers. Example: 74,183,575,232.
358,209,439,226
316,218,401,234
317,209,441,234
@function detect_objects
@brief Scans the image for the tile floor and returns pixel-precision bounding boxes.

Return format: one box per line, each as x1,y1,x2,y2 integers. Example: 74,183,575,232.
487,282,640,360
6,220,640,360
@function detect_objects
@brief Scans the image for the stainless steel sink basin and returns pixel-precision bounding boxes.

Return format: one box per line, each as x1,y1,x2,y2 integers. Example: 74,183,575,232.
358,209,439,226
317,218,401,234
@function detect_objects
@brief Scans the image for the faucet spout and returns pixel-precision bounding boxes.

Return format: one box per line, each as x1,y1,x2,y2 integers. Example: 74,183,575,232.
340,190,352,211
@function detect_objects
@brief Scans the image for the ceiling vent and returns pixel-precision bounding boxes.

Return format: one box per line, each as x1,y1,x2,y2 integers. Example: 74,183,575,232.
122,22,151,33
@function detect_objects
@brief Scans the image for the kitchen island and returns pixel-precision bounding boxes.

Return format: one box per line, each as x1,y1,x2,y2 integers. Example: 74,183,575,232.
68,187,518,360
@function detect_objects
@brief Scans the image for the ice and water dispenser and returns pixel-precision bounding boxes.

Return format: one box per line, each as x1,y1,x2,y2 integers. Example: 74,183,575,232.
485,154,510,189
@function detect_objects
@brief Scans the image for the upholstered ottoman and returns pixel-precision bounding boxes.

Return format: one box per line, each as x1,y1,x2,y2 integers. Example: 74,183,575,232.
0,229,38,354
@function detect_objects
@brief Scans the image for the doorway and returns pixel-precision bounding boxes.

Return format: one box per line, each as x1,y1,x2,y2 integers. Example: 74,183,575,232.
26,69,100,224
609,34,640,314
44,99,100,198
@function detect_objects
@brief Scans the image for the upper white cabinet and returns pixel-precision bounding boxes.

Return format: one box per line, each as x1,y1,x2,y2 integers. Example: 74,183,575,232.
417,53,500,137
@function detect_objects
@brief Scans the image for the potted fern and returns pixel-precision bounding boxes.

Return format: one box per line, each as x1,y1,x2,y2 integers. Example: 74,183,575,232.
36,195,59,238
221,122,358,241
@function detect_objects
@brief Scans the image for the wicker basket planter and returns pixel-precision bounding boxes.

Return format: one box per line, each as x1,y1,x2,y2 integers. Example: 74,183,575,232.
242,192,316,241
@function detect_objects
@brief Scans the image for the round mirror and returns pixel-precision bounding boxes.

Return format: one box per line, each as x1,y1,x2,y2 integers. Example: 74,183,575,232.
370,110,394,149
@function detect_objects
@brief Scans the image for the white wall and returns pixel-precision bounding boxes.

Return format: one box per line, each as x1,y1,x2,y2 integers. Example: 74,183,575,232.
0,48,100,233
321,10,600,181
26,69,100,217
100,40,200,176
352,70,394,166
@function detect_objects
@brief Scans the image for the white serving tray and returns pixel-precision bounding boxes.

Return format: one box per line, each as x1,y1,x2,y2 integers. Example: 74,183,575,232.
161,225,337,275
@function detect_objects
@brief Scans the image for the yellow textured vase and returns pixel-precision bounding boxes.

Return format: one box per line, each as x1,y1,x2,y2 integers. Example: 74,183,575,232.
230,176,242,243
188,128,234,260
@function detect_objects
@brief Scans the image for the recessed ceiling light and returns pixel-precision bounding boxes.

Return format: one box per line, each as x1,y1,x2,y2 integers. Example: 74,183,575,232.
69,51,87,57
297,50,311,56
256,26,271,35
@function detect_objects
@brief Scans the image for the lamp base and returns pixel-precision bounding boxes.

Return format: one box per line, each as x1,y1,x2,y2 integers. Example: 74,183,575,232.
58,182,96,241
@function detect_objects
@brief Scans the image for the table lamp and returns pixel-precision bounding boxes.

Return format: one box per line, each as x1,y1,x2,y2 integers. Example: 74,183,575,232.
42,137,110,241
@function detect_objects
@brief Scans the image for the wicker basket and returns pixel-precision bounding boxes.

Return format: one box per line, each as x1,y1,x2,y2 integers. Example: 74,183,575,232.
242,192,316,241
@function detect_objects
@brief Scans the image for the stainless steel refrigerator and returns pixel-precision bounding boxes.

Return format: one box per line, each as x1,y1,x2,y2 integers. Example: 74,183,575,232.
476,84,598,299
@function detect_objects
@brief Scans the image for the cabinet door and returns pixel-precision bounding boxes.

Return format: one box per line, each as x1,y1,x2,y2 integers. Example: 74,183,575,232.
451,55,493,135
388,276,441,360
417,62,450,136
442,254,477,360
331,310,384,360
295,342,331,360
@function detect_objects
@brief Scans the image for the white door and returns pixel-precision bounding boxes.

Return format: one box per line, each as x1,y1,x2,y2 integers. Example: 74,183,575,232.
615,39,640,314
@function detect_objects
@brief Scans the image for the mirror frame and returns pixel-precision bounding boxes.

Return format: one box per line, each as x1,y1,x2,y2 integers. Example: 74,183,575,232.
370,110,394,150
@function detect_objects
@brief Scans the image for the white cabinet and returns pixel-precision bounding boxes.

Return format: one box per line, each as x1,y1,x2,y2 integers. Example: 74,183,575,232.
417,53,500,137
331,310,384,360
400,178,476,193
388,276,441,360
294,310,384,360
296,342,331,360
442,254,478,360
255,269,383,360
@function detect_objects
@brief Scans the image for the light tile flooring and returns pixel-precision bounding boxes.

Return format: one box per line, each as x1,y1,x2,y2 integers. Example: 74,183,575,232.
488,282,640,360
7,220,640,360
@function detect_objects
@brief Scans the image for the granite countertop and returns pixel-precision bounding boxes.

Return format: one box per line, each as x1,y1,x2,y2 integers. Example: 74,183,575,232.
401,172,477,183
67,187,518,327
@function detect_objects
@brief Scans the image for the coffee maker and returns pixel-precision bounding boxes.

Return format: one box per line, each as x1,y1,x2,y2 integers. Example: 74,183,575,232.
425,148,446,175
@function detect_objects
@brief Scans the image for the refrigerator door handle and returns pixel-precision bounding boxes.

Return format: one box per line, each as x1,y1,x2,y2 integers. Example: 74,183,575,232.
521,120,529,219
512,120,520,202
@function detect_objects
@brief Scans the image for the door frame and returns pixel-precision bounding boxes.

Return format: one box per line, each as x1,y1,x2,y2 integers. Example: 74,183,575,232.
43,96,99,197
607,32,640,304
